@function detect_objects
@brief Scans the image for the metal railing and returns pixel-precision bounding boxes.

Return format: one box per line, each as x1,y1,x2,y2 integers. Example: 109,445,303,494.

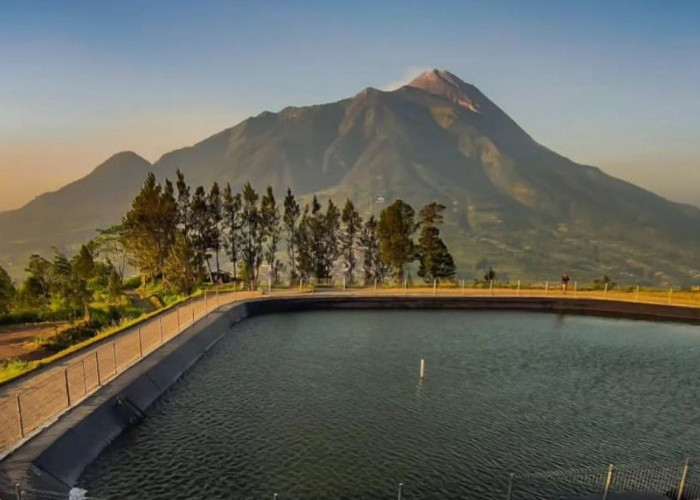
0,289,258,458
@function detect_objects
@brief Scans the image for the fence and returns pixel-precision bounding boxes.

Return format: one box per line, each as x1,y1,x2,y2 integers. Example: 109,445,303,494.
508,458,700,499
1,282,699,460
0,289,257,458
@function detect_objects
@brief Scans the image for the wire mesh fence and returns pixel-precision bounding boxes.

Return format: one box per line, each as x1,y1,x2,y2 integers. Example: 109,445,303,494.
0,289,259,457
508,458,700,500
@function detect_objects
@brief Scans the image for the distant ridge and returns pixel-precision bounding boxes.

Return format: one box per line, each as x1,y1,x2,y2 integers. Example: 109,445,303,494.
1,70,699,285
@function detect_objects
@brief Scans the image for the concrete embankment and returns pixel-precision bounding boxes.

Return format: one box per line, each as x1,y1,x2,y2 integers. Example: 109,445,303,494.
1,295,698,496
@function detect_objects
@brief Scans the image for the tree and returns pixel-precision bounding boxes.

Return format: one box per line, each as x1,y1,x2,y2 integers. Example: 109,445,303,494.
241,182,262,285
22,254,52,306
261,186,282,284
190,185,214,282
359,215,384,284
377,199,417,282
95,225,128,281
416,203,456,283
294,204,314,280
122,173,177,285
222,183,243,282
163,231,200,293
340,199,362,284
283,188,301,281
321,199,341,279
208,182,223,275
50,249,91,321
0,265,15,314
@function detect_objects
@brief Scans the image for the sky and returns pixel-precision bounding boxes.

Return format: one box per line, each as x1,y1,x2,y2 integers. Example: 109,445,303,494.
1,0,700,211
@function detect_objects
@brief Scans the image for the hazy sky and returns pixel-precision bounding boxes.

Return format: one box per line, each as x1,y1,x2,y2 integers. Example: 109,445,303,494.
2,0,700,211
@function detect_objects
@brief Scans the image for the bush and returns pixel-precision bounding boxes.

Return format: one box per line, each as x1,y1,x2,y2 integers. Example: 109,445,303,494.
122,276,142,290
0,309,75,325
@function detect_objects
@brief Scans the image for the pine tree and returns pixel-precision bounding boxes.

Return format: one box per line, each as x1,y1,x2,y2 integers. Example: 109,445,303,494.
208,182,223,276
359,215,382,285
340,199,362,284
222,183,243,282
321,199,340,279
377,199,417,282
416,203,456,283
294,204,313,280
22,254,52,306
122,173,177,285
283,188,301,281
241,182,262,286
261,186,282,284
191,185,214,282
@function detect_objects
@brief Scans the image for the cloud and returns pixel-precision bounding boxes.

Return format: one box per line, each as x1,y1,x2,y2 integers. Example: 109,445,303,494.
381,66,431,91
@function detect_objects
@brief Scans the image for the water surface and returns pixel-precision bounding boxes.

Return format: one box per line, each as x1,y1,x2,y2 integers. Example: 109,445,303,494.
79,310,700,498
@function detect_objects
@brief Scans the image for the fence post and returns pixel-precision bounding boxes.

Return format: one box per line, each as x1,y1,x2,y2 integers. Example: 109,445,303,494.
397,482,403,500
112,342,118,375
517,280,520,297
433,279,437,295
677,457,690,500
191,297,195,323
461,279,465,296
489,279,494,296
635,285,640,302
299,278,303,292
205,291,208,315
95,350,101,386
177,306,181,330
216,286,220,306
15,483,21,500
602,464,614,500
668,287,673,305
64,368,71,406
574,281,578,297
138,327,143,357
17,395,24,438
604,282,608,297
506,472,514,500
82,359,87,395
374,279,377,294
159,316,164,343
545,281,549,296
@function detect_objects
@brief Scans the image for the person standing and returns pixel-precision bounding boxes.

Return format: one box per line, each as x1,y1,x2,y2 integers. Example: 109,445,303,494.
561,272,571,293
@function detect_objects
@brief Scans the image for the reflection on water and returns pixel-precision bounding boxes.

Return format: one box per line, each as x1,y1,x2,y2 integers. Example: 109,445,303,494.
79,310,700,499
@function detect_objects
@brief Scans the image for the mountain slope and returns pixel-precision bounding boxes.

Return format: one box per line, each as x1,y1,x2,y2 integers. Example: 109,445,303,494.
0,152,151,271
0,70,698,284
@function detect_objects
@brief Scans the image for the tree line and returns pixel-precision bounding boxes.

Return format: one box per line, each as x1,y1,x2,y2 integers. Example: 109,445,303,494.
117,171,456,293
0,171,457,315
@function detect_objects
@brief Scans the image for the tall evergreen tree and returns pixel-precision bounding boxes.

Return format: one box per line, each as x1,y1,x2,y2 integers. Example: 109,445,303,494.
241,182,262,285
340,199,362,284
294,204,313,280
377,199,417,282
261,186,282,284
191,185,214,282
321,199,341,279
283,188,301,281
416,203,456,282
359,215,383,284
208,182,223,275
122,173,177,284
51,248,92,321
222,183,243,282
95,225,127,281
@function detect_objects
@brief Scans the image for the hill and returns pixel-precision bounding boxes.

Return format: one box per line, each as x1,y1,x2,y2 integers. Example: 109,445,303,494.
1,70,698,285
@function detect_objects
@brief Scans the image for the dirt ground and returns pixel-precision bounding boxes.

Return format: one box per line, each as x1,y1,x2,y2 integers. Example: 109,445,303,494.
0,322,66,362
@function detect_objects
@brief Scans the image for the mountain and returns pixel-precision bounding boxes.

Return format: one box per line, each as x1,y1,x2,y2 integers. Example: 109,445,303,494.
1,70,699,285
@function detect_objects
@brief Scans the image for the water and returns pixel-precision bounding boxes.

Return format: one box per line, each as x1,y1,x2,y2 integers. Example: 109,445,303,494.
79,310,700,499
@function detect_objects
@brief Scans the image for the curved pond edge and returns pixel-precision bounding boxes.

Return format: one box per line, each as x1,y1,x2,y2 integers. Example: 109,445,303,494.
1,295,699,496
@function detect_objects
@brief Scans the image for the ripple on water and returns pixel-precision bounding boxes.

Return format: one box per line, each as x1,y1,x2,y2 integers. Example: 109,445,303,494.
79,310,700,499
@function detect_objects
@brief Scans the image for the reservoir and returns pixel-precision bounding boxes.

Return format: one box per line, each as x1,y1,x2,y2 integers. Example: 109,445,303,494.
78,310,700,498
